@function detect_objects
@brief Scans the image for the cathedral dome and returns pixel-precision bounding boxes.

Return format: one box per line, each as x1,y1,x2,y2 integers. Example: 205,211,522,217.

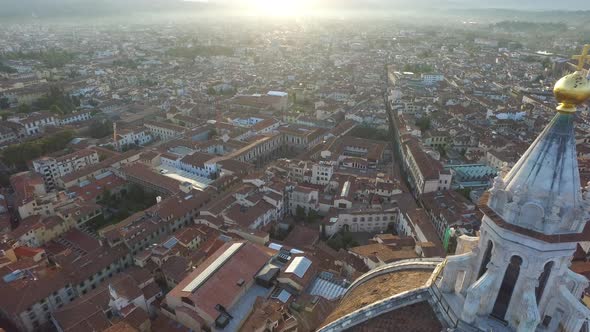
317,259,444,331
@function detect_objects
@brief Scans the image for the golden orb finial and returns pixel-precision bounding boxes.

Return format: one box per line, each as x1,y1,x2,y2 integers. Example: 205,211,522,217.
553,44,590,113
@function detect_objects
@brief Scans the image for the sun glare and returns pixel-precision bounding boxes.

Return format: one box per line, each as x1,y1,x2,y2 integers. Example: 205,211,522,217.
248,0,311,17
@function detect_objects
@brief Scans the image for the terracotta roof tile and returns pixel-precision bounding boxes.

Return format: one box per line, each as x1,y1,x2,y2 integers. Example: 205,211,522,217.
167,241,272,321
347,301,443,332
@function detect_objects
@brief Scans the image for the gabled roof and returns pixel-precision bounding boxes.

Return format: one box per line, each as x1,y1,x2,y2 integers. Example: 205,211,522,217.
167,241,272,321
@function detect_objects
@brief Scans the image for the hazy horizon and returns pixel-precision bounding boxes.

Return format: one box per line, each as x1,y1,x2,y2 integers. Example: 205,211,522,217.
2,0,590,19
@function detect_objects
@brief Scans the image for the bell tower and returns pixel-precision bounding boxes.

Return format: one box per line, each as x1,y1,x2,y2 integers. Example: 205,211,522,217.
439,46,590,332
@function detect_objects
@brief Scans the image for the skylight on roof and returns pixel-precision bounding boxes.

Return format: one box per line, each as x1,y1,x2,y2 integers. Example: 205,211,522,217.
285,256,312,278
182,242,244,293
163,236,178,249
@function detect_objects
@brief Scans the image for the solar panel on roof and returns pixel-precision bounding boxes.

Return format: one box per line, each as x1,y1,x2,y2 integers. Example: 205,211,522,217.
182,242,244,293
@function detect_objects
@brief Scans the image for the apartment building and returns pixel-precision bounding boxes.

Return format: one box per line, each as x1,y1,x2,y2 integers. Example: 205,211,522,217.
144,120,186,141
289,185,319,215
15,112,58,136
0,230,132,332
33,149,100,190
114,126,153,150
403,139,452,195
323,207,399,237
57,111,92,126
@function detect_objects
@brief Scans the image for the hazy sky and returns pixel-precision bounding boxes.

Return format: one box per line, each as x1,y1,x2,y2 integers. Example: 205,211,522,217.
203,0,590,11
2,0,589,19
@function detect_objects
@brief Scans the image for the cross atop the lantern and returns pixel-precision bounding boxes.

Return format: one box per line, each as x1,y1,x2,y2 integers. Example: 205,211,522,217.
572,44,590,71
553,45,590,113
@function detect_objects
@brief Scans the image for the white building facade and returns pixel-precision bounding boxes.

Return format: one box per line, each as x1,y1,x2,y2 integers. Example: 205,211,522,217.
33,150,100,190
440,107,590,331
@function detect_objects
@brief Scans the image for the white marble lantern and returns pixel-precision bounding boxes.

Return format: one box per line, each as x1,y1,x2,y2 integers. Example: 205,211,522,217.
439,70,590,331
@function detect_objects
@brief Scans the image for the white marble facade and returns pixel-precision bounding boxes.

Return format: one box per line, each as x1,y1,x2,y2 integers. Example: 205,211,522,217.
441,218,589,332
440,111,590,332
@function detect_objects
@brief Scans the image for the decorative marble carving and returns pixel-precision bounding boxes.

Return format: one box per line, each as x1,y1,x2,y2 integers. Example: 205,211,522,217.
440,251,477,293
520,202,544,230
504,186,523,222
461,262,500,324
500,162,511,178
516,277,541,332
544,199,562,233
556,284,590,332
489,175,507,212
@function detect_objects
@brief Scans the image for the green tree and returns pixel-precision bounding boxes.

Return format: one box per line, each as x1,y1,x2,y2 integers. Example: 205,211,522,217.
327,237,344,250
17,104,31,113
86,120,113,139
2,130,74,169
0,97,9,109
50,104,64,115
0,62,17,73
402,63,433,74
124,184,156,211
456,188,472,200
416,116,431,131
115,210,131,222
34,86,78,114
113,59,138,69
306,210,319,224
3,50,75,68
341,231,354,247
350,125,390,141
100,189,113,205
418,50,434,59
436,145,447,158
295,206,306,222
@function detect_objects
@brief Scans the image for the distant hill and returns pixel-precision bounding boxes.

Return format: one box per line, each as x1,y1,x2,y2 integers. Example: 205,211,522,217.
325,0,590,10
0,0,211,18
458,0,590,10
